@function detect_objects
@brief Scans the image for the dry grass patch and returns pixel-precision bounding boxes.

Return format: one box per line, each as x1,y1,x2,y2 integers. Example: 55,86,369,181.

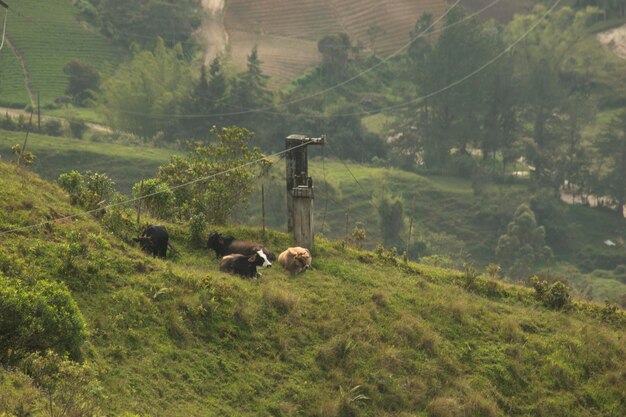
427,397,462,417
263,284,300,315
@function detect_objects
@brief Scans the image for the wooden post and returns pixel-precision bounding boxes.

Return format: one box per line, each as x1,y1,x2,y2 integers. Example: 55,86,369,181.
37,91,41,131
18,110,34,167
285,134,325,250
344,208,350,247
406,216,413,261
261,183,266,238
136,179,143,226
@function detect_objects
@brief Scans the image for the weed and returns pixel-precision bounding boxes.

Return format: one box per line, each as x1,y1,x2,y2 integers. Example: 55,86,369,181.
462,263,479,290
427,397,462,417
263,286,299,315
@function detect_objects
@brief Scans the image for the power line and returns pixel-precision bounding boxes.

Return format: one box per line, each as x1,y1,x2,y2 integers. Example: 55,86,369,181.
98,0,464,120
0,140,312,236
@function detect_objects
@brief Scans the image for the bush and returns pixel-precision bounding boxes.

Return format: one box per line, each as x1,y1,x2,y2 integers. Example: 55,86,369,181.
530,276,571,310
132,178,175,220
58,170,115,211
42,119,64,137
68,118,88,139
0,275,86,363
0,112,17,130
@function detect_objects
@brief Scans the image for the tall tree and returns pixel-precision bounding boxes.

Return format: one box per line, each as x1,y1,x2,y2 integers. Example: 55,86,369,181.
496,203,553,280
594,111,626,216
99,38,191,139
318,33,352,81
409,7,494,169
507,5,601,184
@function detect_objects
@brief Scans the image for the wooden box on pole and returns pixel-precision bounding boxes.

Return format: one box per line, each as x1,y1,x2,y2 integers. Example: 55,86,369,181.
285,134,325,251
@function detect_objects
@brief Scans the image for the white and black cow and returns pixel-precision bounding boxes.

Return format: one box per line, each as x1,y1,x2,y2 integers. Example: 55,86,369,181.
207,231,275,260
134,224,169,259
219,249,272,278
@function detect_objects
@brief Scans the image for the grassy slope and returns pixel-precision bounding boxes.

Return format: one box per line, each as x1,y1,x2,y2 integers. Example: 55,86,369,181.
1,0,123,107
0,129,175,192
0,162,625,416
2,126,625,305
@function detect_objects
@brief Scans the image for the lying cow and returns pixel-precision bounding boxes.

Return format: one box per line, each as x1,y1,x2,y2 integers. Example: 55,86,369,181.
133,224,169,259
278,247,312,275
207,231,275,260
219,249,272,278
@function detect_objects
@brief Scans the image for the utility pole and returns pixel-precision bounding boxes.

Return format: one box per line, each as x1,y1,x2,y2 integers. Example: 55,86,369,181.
285,134,325,251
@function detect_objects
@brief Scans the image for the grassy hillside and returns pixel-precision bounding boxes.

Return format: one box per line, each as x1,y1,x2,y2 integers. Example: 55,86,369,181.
0,128,175,192
0,161,625,416
238,158,626,307
224,0,447,85
0,0,123,108
2,127,625,306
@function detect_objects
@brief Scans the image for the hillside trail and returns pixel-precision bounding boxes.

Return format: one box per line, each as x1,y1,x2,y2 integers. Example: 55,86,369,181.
4,36,36,108
200,0,228,66
597,23,626,59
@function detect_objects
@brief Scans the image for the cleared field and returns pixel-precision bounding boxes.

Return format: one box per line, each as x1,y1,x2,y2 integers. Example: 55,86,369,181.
0,43,30,107
2,0,123,107
224,0,447,84
0,129,176,192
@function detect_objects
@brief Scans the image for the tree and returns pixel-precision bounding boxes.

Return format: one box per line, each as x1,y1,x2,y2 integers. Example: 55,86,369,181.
318,33,352,81
409,7,495,169
593,110,626,215
373,192,405,248
495,203,553,280
507,5,601,185
231,46,272,112
99,38,191,139
157,126,270,225
63,60,100,106
96,0,200,50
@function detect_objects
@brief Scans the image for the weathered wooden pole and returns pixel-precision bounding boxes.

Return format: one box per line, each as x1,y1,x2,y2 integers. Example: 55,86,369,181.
285,134,325,250
261,183,266,238
136,179,144,226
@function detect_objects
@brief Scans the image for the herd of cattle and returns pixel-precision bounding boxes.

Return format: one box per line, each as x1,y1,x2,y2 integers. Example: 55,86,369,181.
133,225,312,278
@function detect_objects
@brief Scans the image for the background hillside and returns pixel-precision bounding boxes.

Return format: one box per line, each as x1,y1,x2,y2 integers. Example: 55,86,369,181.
0,0,123,108
1,162,624,416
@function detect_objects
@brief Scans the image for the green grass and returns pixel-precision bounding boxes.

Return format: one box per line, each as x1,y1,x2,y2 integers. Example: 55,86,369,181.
0,48,30,107
0,128,176,192
0,161,624,416
1,1,124,107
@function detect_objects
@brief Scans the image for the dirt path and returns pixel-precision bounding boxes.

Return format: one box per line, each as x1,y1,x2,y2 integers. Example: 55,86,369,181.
597,23,626,59
199,0,228,66
4,36,36,107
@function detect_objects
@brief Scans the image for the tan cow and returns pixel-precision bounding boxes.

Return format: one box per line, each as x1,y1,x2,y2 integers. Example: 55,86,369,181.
278,247,312,275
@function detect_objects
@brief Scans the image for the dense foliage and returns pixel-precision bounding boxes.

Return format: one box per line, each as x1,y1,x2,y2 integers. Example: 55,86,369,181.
0,275,86,363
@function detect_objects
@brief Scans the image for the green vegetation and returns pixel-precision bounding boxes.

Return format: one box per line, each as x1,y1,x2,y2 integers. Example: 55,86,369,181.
0,128,175,192
2,0,123,107
0,162,624,416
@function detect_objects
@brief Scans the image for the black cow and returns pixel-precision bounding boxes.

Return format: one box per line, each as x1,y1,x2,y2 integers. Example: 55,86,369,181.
219,250,272,278
207,231,275,260
134,224,169,259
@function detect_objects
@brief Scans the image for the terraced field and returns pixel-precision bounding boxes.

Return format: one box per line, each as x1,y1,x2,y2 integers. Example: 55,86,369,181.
1,0,123,108
223,0,447,85
0,40,30,107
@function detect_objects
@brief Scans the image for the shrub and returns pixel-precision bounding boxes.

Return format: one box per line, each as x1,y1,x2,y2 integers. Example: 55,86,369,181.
0,276,86,362
530,276,571,310
24,350,102,417
42,119,64,137
58,170,115,211
132,178,175,220
188,213,206,247
68,118,88,139
0,112,17,130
